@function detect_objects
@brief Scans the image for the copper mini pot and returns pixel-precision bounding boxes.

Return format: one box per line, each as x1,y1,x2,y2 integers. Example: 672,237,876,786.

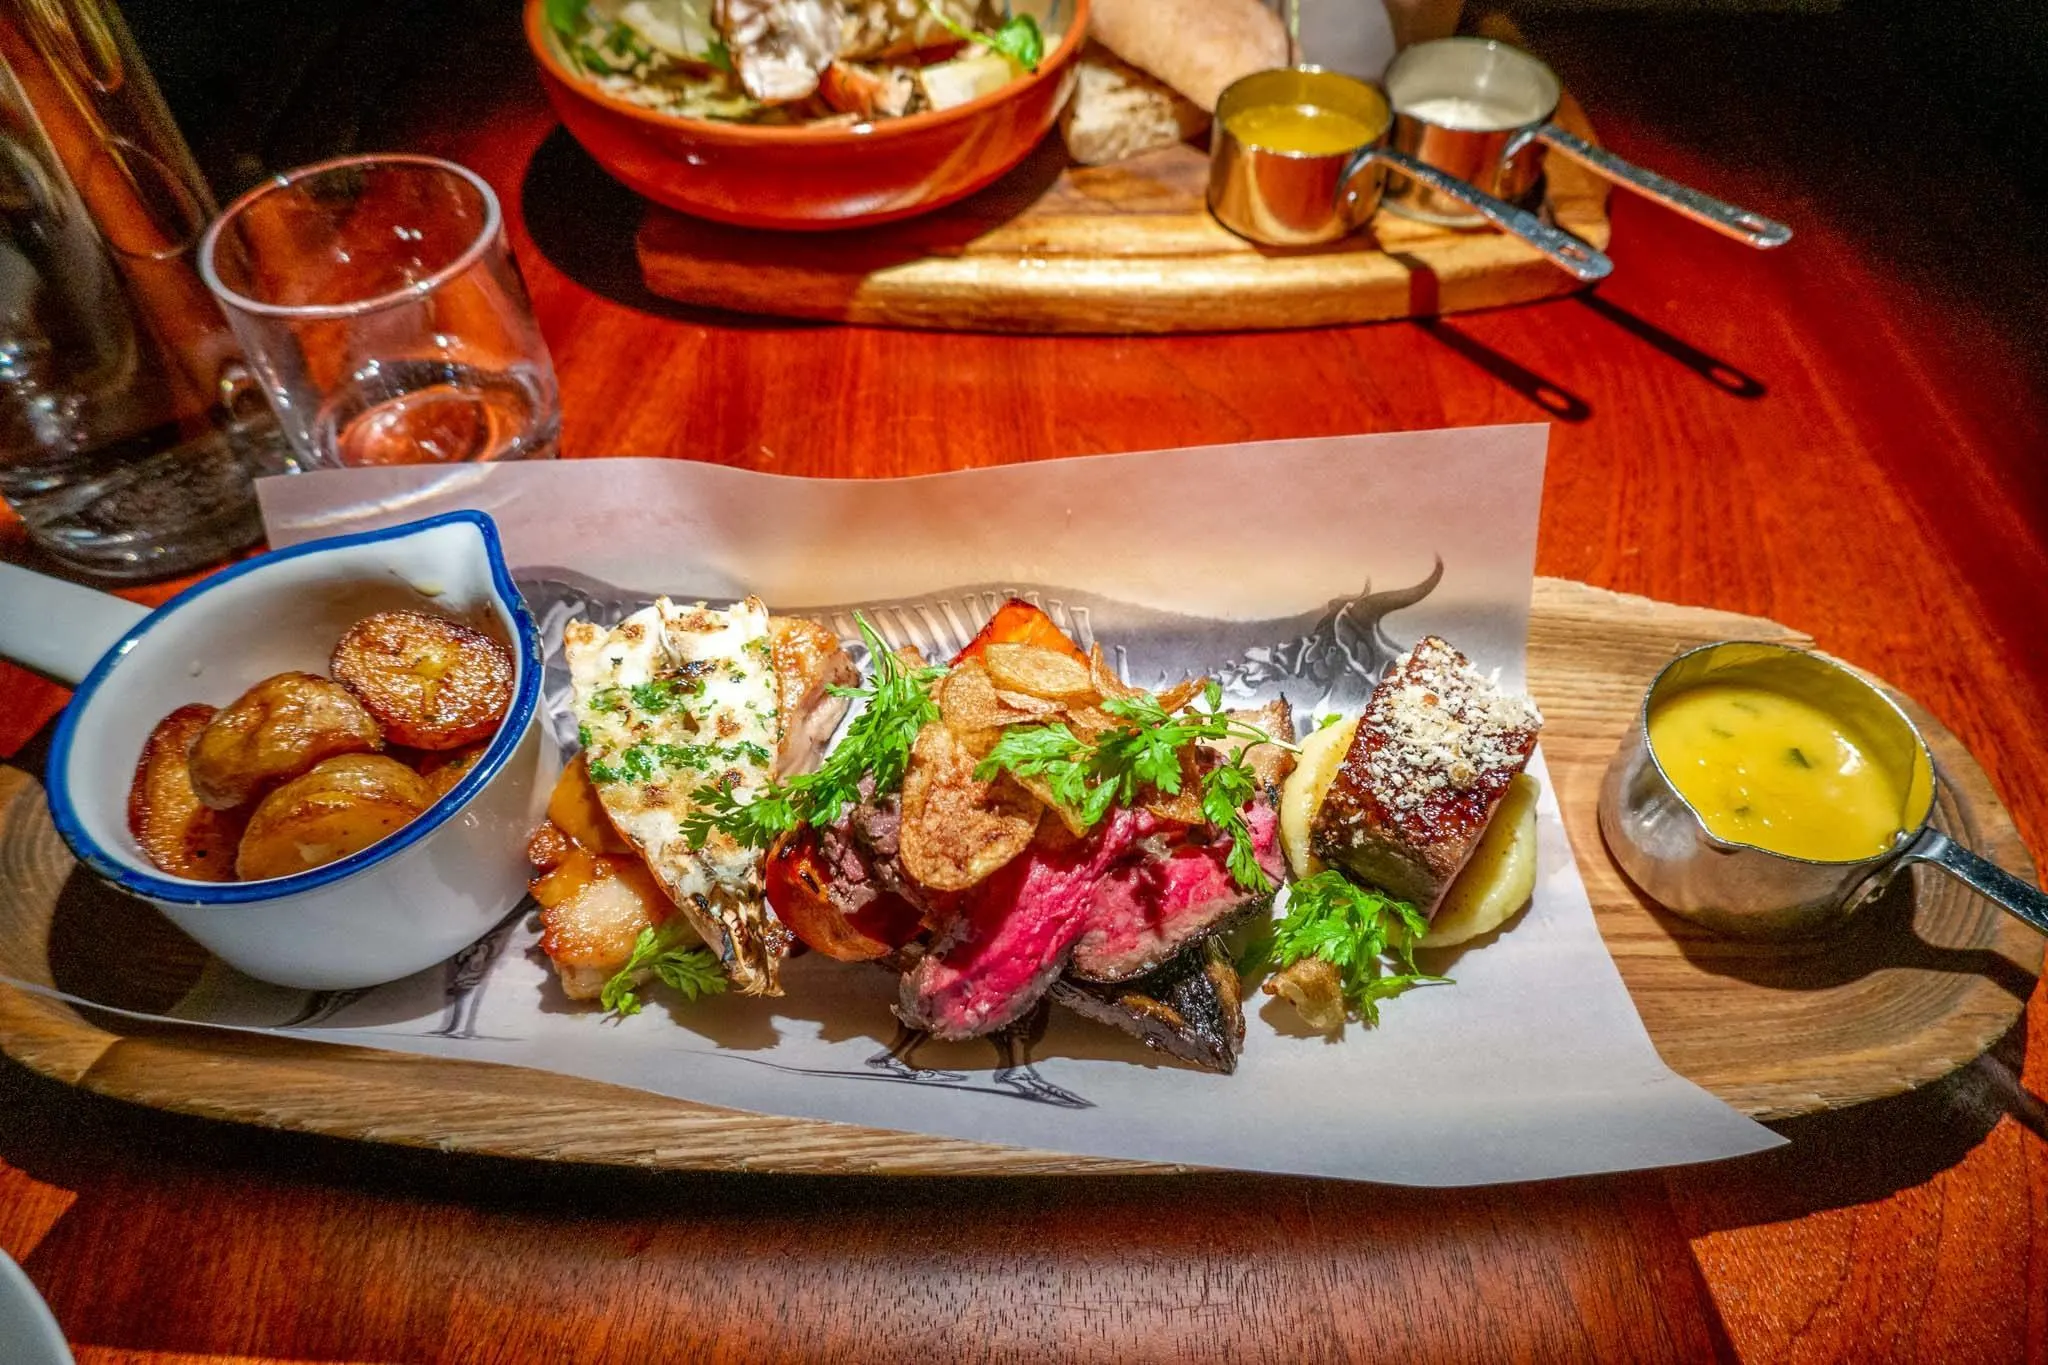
1208,67,1611,280
1382,38,1791,248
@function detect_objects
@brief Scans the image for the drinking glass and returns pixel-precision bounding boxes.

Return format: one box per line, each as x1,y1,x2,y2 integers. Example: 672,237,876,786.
199,154,560,469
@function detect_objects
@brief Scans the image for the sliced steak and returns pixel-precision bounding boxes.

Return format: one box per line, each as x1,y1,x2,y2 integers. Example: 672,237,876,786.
1066,802,1281,982
1310,635,1541,914
1050,939,1247,1074
897,808,1152,1040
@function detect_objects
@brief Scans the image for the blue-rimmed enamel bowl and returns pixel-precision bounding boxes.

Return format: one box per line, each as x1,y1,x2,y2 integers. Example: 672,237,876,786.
2,512,551,990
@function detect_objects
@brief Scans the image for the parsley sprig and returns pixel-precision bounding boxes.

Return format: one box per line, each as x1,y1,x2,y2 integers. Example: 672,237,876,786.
1241,871,1448,1026
974,681,1288,894
681,614,944,850
601,922,730,1017
922,0,1044,71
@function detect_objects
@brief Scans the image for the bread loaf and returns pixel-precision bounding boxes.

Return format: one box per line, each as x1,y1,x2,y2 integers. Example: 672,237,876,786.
1061,42,1210,165
1088,0,1290,111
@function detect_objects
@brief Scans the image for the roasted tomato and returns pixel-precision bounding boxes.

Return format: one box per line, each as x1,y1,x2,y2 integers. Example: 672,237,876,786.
951,599,1088,667
765,829,921,961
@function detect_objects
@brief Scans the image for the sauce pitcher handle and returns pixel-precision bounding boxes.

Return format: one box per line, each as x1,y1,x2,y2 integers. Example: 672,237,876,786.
1531,124,1793,250
1353,146,1613,282
1891,827,2048,937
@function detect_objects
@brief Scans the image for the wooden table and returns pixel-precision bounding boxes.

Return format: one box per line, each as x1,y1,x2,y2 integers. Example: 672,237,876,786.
5,8,2046,1363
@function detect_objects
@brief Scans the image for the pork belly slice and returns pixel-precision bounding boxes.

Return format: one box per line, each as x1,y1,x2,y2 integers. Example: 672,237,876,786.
1066,802,1280,982
770,616,856,776
1050,939,1247,1074
1309,636,1541,915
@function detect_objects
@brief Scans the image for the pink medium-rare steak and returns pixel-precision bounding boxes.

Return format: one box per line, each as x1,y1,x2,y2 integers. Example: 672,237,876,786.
1066,802,1282,982
898,808,1153,1039
1310,635,1541,914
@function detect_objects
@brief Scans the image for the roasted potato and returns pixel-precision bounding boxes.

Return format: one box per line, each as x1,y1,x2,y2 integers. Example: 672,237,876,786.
330,609,514,750
545,756,633,855
527,820,576,873
419,744,488,802
234,753,431,881
127,704,246,881
187,671,383,811
1422,773,1540,948
898,721,1041,892
532,847,678,1000
1278,714,1361,879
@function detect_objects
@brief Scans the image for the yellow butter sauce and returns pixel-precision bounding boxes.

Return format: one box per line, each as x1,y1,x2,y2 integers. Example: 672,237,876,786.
1648,683,1906,861
1225,103,1378,155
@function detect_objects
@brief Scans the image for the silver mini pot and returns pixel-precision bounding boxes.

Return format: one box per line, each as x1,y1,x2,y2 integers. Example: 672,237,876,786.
1599,641,2048,940
1381,38,1791,249
1208,67,1611,280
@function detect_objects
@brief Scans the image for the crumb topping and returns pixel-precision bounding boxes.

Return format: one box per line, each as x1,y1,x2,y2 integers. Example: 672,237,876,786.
1362,637,1542,816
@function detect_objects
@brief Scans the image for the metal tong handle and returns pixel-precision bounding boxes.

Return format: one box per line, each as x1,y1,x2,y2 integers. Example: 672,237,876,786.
1520,124,1792,250
1881,827,2048,937
1350,146,1613,282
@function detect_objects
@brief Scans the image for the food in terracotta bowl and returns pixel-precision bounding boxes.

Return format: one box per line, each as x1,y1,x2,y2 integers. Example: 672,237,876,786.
525,0,1086,229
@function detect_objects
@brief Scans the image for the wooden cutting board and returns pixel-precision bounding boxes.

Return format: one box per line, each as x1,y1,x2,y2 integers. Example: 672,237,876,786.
0,579,2037,1175
635,98,1612,334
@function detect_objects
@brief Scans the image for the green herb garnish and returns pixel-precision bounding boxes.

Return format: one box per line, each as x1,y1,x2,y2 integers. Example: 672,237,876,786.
587,739,770,786
601,922,729,1017
922,0,1044,71
545,0,585,41
1241,871,1447,1026
974,680,1289,894
681,613,943,850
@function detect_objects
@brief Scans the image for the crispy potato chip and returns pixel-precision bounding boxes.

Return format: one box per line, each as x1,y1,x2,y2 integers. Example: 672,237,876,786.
1154,678,1207,715
1142,756,1207,826
991,688,1064,717
939,659,1063,755
984,644,1097,705
1062,703,1124,747
1088,645,1141,703
899,722,1042,891
1010,770,1093,838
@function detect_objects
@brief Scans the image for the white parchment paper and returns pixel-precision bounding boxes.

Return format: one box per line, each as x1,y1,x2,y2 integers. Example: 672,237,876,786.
72,430,1784,1185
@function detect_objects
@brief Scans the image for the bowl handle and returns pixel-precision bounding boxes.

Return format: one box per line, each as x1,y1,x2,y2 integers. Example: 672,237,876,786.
1889,826,2048,937
0,562,151,686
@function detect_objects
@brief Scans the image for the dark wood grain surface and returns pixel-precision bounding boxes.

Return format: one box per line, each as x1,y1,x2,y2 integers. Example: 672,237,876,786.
3,7,2046,1363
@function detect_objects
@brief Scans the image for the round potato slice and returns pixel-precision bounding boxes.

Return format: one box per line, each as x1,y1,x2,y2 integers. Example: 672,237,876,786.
1421,773,1541,948
127,704,246,881
188,672,384,811
419,744,489,802
234,754,432,881
1277,714,1360,879
330,610,514,750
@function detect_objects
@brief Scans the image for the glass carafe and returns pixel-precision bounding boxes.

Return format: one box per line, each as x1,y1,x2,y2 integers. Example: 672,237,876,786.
0,0,286,581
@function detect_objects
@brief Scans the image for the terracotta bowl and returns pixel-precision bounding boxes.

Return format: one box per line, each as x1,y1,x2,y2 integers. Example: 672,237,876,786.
523,0,1086,230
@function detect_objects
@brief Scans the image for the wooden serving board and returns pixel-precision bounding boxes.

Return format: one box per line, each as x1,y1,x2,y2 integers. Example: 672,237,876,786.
635,99,1612,334
0,579,2038,1176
